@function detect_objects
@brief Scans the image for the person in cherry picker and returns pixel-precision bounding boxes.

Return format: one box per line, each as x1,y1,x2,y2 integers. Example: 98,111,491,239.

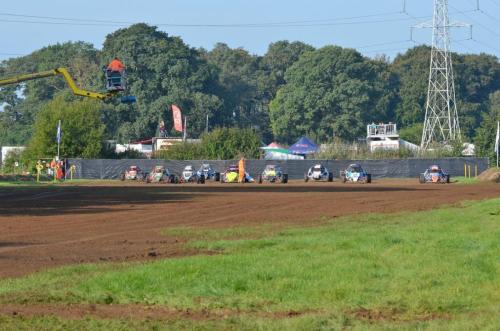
105,57,126,91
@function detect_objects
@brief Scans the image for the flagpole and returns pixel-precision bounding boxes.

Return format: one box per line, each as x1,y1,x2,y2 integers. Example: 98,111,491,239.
497,121,499,168
183,116,187,142
57,119,61,161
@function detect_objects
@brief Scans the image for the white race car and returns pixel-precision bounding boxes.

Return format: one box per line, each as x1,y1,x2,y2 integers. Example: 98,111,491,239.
181,165,205,184
304,164,333,182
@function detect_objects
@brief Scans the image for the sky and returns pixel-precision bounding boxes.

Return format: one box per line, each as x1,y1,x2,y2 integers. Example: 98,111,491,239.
0,0,499,62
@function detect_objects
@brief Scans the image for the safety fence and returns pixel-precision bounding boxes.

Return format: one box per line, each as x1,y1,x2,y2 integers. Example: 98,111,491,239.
67,157,489,180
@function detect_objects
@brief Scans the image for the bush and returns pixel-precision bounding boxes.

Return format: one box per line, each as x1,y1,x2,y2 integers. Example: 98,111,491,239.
155,128,261,160
1,149,26,174
23,96,105,161
155,143,204,160
100,147,145,159
315,138,417,160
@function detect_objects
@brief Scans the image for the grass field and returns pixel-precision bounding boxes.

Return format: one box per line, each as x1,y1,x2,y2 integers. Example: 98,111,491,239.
0,199,499,330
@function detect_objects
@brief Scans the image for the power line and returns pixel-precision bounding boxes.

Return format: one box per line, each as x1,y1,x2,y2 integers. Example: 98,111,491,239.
0,10,405,27
0,12,434,28
449,3,500,39
478,8,500,23
472,38,500,53
363,46,414,55
453,39,479,53
353,40,413,49
487,0,500,9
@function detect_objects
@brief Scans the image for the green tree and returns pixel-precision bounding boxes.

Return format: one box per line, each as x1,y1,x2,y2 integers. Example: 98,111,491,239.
258,41,314,101
269,46,398,143
391,47,500,140
0,42,100,145
474,91,500,163
101,24,222,141
157,127,261,160
399,123,423,145
24,96,105,160
204,43,260,129
391,46,430,127
454,53,500,138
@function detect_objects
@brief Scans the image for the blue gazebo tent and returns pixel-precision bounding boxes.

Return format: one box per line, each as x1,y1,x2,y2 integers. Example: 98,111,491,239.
288,137,318,155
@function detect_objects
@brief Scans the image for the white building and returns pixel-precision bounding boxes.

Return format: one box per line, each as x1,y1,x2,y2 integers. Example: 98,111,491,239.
115,143,153,158
366,123,400,152
1,146,26,166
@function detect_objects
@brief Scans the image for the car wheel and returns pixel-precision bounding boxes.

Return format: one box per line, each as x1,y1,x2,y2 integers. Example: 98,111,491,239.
328,173,334,182
367,174,372,184
446,175,450,184
304,174,309,182
120,173,125,181
214,172,220,182
282,174,288,184
258,175,263,184
419,174,426,184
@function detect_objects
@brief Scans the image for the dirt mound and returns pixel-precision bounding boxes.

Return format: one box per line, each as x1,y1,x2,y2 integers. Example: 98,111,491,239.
477,168,500,183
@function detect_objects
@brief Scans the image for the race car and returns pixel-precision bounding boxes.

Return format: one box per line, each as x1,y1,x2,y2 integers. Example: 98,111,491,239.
146,166,178,184
340,163,371,184
197,163,220,181
120,165,147,181
304,164,333,182
258,165,288,184
181,165,205,184
220,164,254,183
419,165,450,184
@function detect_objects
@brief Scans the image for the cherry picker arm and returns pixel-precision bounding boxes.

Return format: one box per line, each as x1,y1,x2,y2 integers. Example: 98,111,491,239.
0,67,135,102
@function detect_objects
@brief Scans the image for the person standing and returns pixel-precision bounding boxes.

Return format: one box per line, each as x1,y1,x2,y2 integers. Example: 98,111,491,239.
238,157,245,183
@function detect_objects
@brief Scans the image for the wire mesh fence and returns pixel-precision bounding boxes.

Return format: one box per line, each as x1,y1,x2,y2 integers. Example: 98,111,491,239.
67,158,489,180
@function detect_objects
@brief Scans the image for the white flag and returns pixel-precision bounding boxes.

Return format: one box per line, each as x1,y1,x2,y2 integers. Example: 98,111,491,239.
495,121,500,153
56,120,62,144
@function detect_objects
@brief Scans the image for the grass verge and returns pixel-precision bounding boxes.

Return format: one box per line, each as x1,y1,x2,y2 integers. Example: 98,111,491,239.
0,199,499,330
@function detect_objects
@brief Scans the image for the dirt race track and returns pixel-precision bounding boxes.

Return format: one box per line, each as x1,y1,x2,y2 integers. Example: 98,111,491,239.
0,180,498,279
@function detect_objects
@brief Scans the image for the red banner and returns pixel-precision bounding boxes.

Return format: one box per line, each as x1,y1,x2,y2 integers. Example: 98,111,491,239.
172,104,183,132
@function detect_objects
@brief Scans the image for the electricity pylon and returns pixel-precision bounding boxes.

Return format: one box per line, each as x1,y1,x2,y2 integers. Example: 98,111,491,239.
413,0,470,150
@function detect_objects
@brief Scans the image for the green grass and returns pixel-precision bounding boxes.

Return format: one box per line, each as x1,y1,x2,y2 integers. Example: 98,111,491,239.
452,176,480,184
0,199,499,330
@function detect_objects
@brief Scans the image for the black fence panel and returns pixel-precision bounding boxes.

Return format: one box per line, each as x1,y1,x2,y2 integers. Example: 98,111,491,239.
68,157,489,180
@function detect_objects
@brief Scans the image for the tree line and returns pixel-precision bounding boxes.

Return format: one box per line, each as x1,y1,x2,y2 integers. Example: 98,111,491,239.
0,23,499,160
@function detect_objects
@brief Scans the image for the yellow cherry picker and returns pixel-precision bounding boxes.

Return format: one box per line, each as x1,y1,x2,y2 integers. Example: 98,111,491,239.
0,58,136,103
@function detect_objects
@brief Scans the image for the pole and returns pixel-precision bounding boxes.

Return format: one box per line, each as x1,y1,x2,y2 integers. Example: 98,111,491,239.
206,114,209,133
57,119,61,161
496,121,499,168
183,116,187,142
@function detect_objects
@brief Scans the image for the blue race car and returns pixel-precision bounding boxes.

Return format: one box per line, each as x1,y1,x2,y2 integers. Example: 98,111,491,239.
419,165,450,184
197,163,220,181
340,163,372,184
